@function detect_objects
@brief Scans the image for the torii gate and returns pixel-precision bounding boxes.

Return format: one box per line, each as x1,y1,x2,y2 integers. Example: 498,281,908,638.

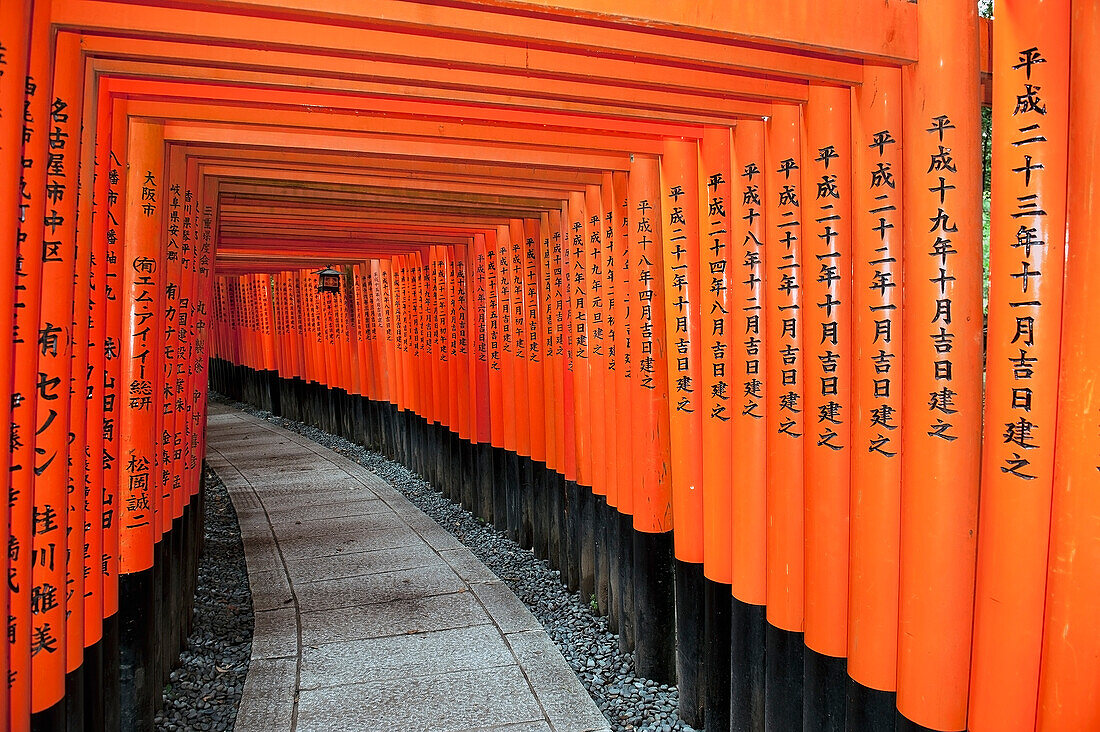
0,1,1097,732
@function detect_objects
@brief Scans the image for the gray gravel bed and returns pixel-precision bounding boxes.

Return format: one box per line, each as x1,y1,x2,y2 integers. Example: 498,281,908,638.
212,394,694,732
156,465,254,732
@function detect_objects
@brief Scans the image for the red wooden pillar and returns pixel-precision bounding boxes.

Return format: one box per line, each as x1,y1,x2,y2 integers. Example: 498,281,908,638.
698,127,734,586
599,176,619,514
523,220,546,473
509,220,531,477
848,63,904,713
83,80,115,684
118,118,166,729
971,3,1070,730
497,226,518,470
660,137,705,726
469,232,492,463
627,158,673,524
66,52,97,688
566,192,591,491
1036,3,1100,727
556,203,577,492
610,172,633,522
585,184,608,505
381,259,399,415
538,214,559,484
101,95,129,668
160,149,183,528
598,177,618,618
0,4,30,722
627,154,675,683
352,264,370,399
728,119,769,729
660,139,704,565
192,177,218,473
447,248,461,441
454,246,472,451
764,102,806,731
16,0,65,718
801,84,853,722
899,0,983,728
119,119,165,572
697,126,736,729
728,119,769,605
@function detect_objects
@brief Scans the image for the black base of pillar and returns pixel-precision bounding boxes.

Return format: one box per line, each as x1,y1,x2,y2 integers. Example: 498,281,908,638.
674,560,707,728
531,461,549,560
765,622,804,732
179,505,193,653
103,612,121,731
152,541,165,698
632,529,675,684
506,451,522,544
462,439,477,513
120,567,157,732
730,598,766,732
64,665,85,732
895,712,946,732
492,446,508,532
704,580,733,732
606,501,620,634
393,409,406,465
563,479,580,593
83,639,104,730
616,512,635,654
437,424,449,493
578,485,595,603
432,422,444,489
548,472,564,575
805,648,847,732
518,455,534,549
845,678,897,732
30,698,65,732
476,443,494,524
594,495,610,618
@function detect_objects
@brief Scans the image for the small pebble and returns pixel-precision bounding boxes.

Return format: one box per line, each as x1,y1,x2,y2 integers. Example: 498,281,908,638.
155,457,253,731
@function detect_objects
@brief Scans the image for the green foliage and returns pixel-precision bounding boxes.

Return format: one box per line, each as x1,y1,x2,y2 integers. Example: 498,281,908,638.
977,0,992,311
983,193,991,310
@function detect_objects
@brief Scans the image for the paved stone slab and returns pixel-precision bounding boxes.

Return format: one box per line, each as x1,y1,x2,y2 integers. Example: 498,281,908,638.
470,581,545,635
249,483,380,509
207,403,608,732
248,569,295,612
505,631,613,732
251,608,299,660
459,723,554,732
242,537,285,576
265,497,391,523
300,624,515,689
270,511,405,543
287,542,440,585
439,548,504,585
235,658,297,731
300,591,490,647
294,563,467,613
278,525,420,560
295,666,544,732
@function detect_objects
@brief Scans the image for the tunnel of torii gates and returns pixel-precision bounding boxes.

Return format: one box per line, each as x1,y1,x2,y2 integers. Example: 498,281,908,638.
0,0,1098,731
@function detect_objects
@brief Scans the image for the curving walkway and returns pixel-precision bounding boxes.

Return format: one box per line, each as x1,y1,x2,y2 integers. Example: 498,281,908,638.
205,402,611,732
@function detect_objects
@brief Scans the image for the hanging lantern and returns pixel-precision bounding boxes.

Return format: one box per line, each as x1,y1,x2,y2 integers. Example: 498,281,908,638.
315,266,342,295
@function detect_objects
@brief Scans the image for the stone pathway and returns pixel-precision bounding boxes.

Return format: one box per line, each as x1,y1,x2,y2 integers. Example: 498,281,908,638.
205,402,611,732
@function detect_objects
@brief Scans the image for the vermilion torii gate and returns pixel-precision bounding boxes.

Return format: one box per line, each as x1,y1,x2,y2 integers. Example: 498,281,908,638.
0,1,1097,731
